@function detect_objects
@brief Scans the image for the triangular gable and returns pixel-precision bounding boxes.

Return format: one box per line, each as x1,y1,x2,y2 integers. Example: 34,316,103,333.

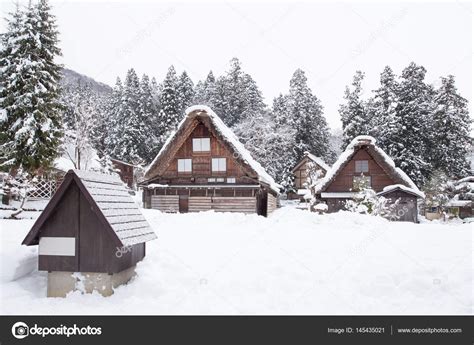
23,170,156,247
314,136,421,194
144,105,280,193
292,152,330,174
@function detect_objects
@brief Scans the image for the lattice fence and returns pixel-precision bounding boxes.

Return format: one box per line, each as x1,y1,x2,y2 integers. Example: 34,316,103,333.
28,180,58,199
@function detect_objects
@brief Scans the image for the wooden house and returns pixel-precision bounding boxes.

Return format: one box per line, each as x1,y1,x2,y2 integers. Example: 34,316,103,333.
313,136,424,222
111,158,136,189
141,105,280,216
289,152,330,200
22,169,157,297
445,176,474,219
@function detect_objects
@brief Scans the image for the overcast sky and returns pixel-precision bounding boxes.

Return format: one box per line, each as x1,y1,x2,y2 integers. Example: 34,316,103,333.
1,0,472,129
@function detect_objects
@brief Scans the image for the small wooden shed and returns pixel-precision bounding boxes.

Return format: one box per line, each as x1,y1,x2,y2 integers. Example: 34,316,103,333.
22,169,157,297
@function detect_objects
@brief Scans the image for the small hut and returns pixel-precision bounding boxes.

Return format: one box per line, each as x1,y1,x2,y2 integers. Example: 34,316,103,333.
289,152,330,200
22,170,157,297
313,136,424,222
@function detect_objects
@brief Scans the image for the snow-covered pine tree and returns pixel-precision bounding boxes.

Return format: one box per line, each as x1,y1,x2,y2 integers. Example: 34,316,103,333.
285,69,332,160
106,78,126,159
177,71,195,115
369,66,399,152
429,75,472,178
193,71,217,107
138,74,160,163
0,1,63,173
234,109,296,188
158,65,181,138
118,68,144,163
389,62,433,186
339,71,373,148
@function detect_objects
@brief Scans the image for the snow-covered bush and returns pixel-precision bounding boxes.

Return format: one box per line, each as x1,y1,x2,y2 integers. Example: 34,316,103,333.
345,178,399,218
1,169,37,217
314,203,328,214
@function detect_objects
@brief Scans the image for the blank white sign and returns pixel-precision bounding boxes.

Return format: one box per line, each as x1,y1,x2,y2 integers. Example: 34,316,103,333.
39,237,76,256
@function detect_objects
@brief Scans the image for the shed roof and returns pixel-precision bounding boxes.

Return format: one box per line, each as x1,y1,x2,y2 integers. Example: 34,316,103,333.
144,105,281,193
23,170,157,247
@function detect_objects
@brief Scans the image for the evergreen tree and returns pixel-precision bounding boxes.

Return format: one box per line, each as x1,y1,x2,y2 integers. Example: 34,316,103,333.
339,71,373,147
285,69,332,160
158,65,180,136
430,75,472,178
389,62,433,186
369,66,399,152
106,78,125,159
193,71,217,107
138,74,160,162
0,1,63,172
177,71,195,115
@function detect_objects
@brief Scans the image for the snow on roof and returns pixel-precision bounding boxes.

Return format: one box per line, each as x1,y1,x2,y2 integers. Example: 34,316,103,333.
378,184,425,199
73,170,157,246
446,199,472,207
303,152,331,172
313,135,421,195
145,105,281,193
456,176,474,184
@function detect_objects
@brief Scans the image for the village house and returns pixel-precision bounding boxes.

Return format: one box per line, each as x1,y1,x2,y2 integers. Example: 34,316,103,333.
111,158,136,189
289,151,330,200
313,136,425,222
445,176,474,219
141,105,280,216
22,170,157,297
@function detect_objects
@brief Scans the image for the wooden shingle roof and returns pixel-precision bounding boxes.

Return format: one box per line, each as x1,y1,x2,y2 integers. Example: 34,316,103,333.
23,170,157,247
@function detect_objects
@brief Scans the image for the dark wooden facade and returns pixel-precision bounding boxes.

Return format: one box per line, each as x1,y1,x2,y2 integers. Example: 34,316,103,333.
289,153,329,200
142,106,279,216
23,170,156,274
111,158,135,189
315,137,423,222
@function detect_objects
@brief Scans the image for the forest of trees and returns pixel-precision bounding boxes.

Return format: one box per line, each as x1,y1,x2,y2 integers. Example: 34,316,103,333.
0,0,471,194
339,65,471,187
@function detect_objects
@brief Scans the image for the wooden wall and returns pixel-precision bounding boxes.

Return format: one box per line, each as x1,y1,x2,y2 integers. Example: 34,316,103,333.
326,148,395,192
159,123,254,185
267,193,278,214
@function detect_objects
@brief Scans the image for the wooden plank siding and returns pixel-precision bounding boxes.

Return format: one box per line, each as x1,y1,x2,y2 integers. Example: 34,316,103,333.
151,195,179,213
267,193,278,214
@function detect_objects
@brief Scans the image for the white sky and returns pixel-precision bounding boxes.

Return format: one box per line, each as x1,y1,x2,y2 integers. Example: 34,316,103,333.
1,0,472,129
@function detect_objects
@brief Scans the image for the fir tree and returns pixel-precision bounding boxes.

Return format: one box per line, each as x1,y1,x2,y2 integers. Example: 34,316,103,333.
193,71,217,107
430,75,472,178
177,71,195,115
138,74,160,162
0,1,63,172
389,62,433,186
158,65,180,136
339,71,372,147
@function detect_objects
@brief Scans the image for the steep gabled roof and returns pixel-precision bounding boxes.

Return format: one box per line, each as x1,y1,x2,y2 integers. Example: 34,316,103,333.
314,135,421,195
292,151,330,173
144,105,281,193
23,170,157,247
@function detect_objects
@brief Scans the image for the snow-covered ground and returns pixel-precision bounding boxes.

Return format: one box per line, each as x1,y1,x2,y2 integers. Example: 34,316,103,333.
0,205,472,315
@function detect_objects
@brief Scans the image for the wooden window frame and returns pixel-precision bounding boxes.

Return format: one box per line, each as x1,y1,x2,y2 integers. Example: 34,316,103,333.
211,157,227,173
192,138,211,152
355,160,369,173
177,158,192,173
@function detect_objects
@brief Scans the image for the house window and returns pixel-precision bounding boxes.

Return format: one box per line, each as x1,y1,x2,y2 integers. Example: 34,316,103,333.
227,177,236,184
208,178,216,183
192,138,210,152
355,160,369,173
212,158,226,172
353,176,371,190
216,177,225,182
177,159,192,173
